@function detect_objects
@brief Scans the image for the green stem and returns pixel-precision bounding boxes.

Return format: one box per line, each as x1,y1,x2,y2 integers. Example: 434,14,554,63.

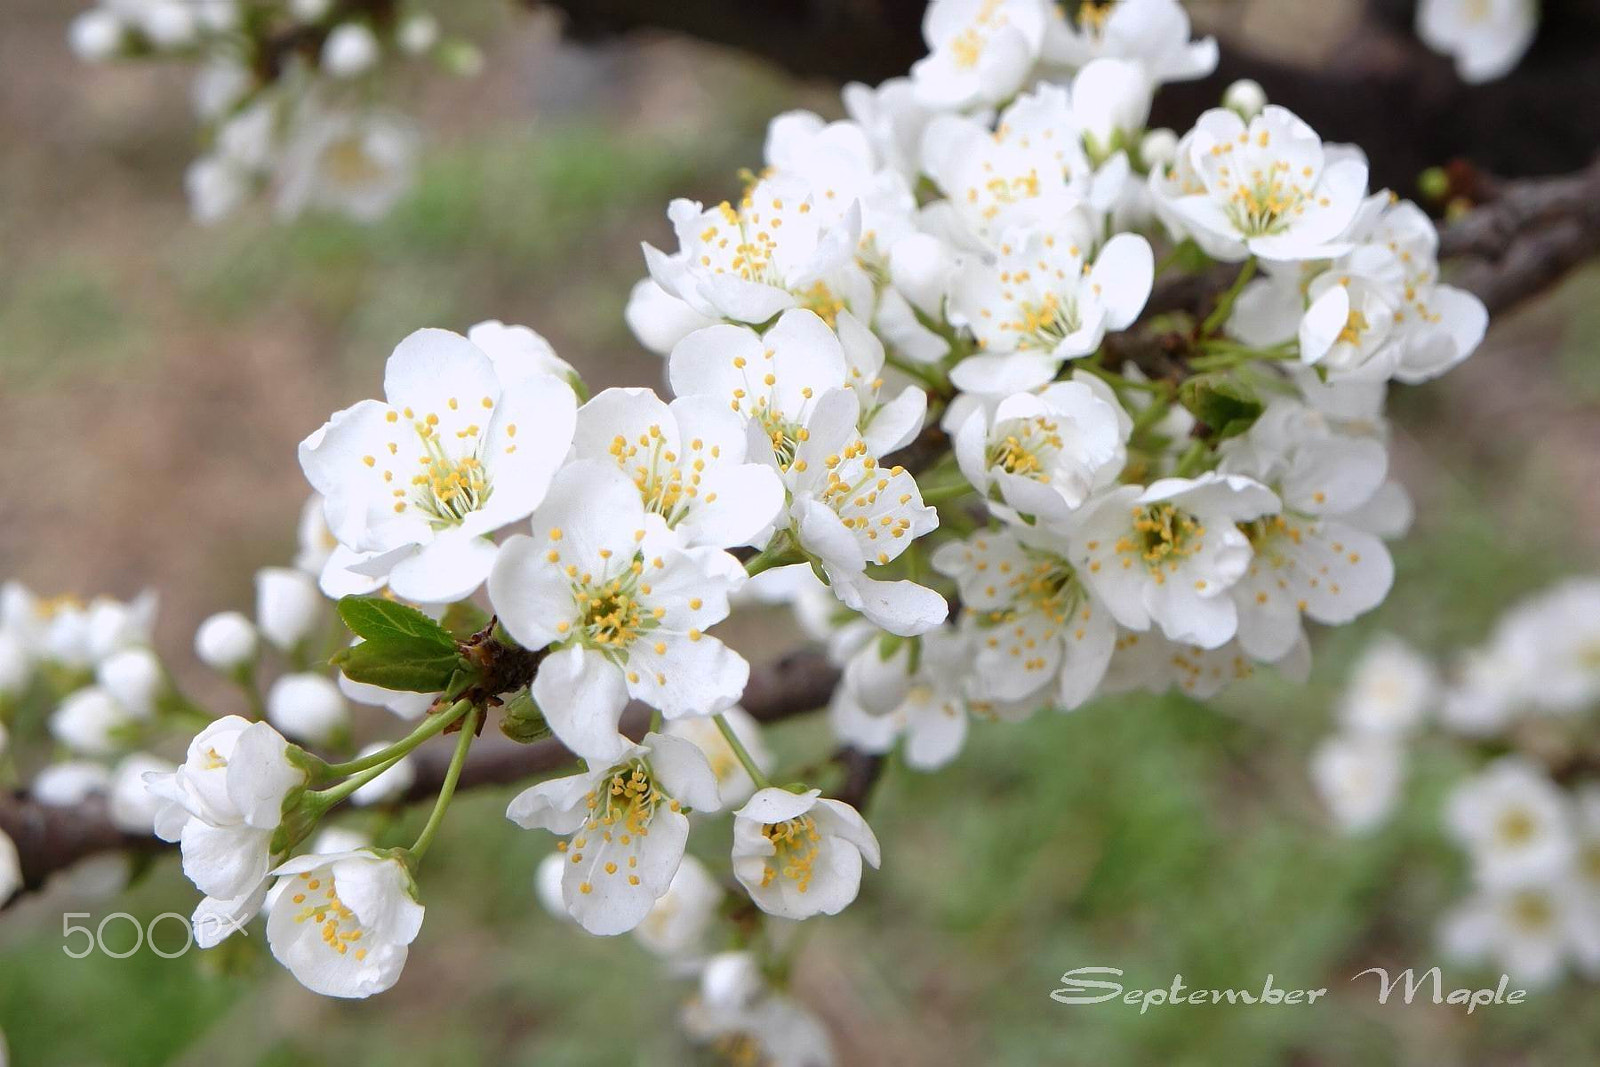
317,698,473,781
409,706,479,861
745,535,801,577
1199,258,1257,337
1172,440,1210,478
714,712,772,790
919,480,976,507
234,666,267,721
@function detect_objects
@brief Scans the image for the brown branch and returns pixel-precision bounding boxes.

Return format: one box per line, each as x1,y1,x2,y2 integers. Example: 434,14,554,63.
531,0,1600,196
0,648,841,903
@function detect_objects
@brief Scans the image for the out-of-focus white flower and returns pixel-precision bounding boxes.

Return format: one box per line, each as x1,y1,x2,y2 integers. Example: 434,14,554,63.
255,567,325,652
321,22,380,78
276,108,418,224
1446,758,1574,889
910,0,1049,110
506,733,722,935
96,647,164,718
731,788,880,920
1337,636,1437,736
51,687,139,757
397,13,439,54
1310,733,1404,834
1072,58,1154,153
266,672,350,747
195,611,259,672
830,627,987,770
349,743,415,807
31,761,112,807
1222,78,1267,120
266,850,424,998
69,9,124,61
110,752,177,834
683,951,836,1066
1441,881,1596,988
662,707,773,808
0,828,20,906
0,631,29,697
1043,0,1218,85
299,328,576,604
490,461,749,763
633,854,723,961
1417,0,1537,84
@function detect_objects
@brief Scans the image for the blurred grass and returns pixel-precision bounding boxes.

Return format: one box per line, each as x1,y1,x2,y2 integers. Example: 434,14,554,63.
4,67,1600,1067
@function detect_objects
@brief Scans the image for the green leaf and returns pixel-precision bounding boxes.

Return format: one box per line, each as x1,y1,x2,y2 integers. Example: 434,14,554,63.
1178,374,1264,441
337,596,456,653
331,641,461,693
440,600,492,640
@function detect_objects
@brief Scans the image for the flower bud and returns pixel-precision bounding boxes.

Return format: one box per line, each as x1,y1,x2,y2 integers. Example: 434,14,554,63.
32,760,112,806
266,672,350,746
350,743,416,806
255,567,324,652
195,611,259,671
398,14,439,54
96,647,163,718
322,22,380,78
50,687,135,757
1139,127,1179,169
109,752,176,834
68,10,123,61
1223,78,1267,119
291,0,333,19
0,631,29,697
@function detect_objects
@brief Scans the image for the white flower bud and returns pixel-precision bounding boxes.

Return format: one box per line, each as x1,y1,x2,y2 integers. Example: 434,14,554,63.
195,611,259,671
398,14,439,54
0,631,29,697
1223,78,1267,119
1,823,19,906
32,760,112,806
291,0,334,20
321,22,380,78
350,743,416,806
139,1,198,48
96,647,163,718
109,752,176,834
1139,127,1179,169
255,567,324,652
50,687,135,757
266,672,349,746
69,10,124,61
534,854,570,921
185,155,248,226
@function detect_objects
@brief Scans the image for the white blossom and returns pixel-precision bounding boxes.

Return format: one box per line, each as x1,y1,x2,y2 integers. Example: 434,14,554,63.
276,108,418,224
506,733,721,935
110,752,177,834
267,672,350,747
662,706,773,808
1445,758,1575,890
194,611,259,672
489,461,749,763
1310,733,1404,834
255,566,325,652
266,849,424,998
731,788,881,919
910,0,1049,110
299,327,577,604
1337,636,1437,736
1042,0,1218,85
1417,0,1537,84
321,22,380,78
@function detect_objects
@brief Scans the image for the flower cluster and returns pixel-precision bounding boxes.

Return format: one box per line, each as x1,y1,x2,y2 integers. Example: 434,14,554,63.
1310,579,1600,988
6,0,1506,1055
68,1,480,223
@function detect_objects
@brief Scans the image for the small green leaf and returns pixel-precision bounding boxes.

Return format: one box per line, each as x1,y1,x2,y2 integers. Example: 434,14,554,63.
1178,374,1264,441
440,600,492,640
332,641,460,693
337,596,456,653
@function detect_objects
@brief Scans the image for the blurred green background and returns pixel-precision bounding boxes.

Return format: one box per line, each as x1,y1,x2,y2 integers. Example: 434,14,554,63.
3,1,1599,1064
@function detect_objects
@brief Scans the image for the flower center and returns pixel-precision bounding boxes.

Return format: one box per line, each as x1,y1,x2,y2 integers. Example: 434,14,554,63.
1008,289,1080,348
573,569,652,652
988,416,1064,482
289,871,369,961
607,424,720,527
1509,890,1553,932
1117,503,1205,573
760,814,821,893
322,136,384,190
797,280,845,327
1495,807,1536,847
